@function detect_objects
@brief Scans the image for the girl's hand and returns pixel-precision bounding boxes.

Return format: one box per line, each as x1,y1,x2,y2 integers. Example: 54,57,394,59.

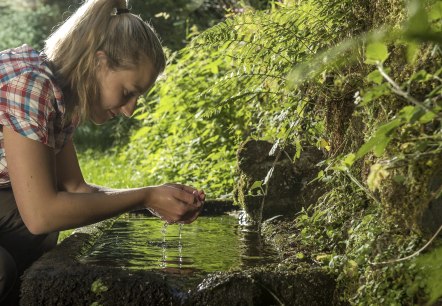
145,183,205,224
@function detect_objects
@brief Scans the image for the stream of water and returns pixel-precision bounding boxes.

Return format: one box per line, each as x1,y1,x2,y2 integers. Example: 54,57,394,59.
80,214,278,277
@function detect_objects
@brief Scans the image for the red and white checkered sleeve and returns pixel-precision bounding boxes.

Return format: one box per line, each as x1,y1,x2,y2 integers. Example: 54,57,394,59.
0,70,57,148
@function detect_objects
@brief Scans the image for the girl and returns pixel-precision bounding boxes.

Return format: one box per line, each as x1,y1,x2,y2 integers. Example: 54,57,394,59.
0,0,205,303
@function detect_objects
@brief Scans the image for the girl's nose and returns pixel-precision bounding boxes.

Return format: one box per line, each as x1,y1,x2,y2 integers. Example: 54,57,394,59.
120,97,138,117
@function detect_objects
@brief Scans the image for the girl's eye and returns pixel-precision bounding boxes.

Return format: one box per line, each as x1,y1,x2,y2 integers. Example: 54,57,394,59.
123,90,135,99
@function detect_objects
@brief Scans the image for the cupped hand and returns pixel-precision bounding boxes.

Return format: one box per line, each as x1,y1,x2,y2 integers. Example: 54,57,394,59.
145,183,205,224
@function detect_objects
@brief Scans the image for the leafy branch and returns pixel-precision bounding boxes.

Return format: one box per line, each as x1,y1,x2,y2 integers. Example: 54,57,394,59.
377,63,441,118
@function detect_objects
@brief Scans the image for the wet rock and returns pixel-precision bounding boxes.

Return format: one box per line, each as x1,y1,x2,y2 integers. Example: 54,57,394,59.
21,217,336,306
235,139,325,223
20,219,180,306
187,269,336,306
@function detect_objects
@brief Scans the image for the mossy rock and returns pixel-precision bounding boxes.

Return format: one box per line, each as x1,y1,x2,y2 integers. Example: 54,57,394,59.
235,139,325,223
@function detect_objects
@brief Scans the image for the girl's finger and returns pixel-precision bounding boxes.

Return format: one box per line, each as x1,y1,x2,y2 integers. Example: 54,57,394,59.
164,183,197,195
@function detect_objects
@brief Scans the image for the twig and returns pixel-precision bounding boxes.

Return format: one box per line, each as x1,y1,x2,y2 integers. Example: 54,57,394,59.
369,224,442,266
377,64,442,119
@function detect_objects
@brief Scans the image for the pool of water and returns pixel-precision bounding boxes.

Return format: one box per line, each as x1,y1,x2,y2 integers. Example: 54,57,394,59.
80,215,278,277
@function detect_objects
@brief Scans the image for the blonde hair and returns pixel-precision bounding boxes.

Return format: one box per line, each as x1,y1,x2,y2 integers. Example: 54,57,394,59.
44,0,166,123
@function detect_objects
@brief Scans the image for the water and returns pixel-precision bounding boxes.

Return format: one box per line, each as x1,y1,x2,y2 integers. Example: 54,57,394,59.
80,215,278,277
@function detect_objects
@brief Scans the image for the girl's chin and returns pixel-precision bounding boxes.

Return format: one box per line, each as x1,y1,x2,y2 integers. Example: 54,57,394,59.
90,115,108,125
90,111,114,125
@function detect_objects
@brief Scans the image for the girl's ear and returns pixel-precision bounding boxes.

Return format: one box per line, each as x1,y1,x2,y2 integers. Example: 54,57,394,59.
95,51,108,68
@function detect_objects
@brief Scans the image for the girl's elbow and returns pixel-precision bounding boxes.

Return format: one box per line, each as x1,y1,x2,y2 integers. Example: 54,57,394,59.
25,219,49,235
21,213,51,235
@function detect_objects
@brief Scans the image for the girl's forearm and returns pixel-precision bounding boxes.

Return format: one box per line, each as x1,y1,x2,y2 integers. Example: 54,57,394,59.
27,186,151,235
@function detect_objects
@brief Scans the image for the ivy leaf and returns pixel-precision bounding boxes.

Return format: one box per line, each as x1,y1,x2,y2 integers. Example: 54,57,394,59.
365,42,389,65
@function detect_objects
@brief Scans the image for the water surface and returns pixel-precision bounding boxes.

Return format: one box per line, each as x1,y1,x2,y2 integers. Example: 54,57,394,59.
80,215,278,277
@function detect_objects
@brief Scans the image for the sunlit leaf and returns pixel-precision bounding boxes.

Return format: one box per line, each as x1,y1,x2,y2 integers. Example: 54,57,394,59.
406,41,420,63
319,138,331,151
366,69,384,84
343,153,356,167
365,42,389,64
250,180,263,191
428,2,442,21
360,83,391,105
406,0,430,35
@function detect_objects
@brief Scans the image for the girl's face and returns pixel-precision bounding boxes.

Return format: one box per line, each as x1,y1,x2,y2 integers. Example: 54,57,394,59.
92,52,157,124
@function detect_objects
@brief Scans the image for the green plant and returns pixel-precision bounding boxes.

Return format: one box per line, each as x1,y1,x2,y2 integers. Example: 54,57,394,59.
77,1,441,303
0,3,61,51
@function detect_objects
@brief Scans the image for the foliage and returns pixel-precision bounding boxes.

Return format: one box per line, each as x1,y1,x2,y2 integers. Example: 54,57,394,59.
14,0,438,302
415,244,442,304
0,3,61,51
78,149,137,189
43,0,241,51
281,0,442,304
116,45,239,197
121,0,442,304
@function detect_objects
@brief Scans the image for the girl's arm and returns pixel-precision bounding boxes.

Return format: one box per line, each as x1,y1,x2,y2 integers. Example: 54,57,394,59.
3,127,203,235
55,137,110,194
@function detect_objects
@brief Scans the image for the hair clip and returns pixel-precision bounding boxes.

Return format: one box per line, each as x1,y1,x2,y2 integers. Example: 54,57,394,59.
116,8,130,15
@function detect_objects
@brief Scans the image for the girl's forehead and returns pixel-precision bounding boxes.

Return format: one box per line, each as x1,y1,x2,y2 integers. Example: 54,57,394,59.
121,59,157,93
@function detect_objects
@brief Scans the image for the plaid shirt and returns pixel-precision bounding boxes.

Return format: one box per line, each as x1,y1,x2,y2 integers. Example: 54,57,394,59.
0,45,76,187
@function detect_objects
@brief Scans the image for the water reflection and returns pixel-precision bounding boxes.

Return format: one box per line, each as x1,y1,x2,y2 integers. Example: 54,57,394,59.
80,215,278,276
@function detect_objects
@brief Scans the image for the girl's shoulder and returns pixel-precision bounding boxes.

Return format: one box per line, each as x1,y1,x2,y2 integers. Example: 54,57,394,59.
1,44,56,84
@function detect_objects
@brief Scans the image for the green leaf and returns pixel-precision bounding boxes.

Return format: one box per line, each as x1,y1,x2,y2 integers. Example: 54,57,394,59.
373,137,392,157
91,279,108,295
355,117,403,159
296,252,305,259
375,118,402,136
343,153,356,167
406,0,430,35
419,111,436,124
365,42,389,64
409,69,431,82
393,175,405,184
356,135,389,160
398,105,418,121
428,2,442,21
250,180,263,191
131,126,150,140
406,42,420,63
366,69,384,84
360,83,391,106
